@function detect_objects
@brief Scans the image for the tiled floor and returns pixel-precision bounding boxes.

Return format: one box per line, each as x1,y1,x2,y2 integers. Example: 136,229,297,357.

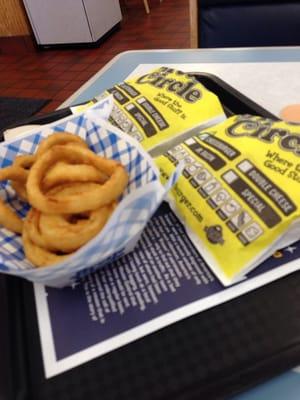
0,0,190,114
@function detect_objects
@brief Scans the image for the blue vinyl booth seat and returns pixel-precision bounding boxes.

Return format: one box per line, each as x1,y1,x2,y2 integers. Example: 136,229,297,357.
197,0,300,47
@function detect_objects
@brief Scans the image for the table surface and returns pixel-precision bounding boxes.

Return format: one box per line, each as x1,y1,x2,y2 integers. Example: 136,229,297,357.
61,47,300,111
2,47,300,400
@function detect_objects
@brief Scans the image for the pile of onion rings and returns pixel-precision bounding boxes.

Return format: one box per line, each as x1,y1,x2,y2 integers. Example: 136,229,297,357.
0,132,128,267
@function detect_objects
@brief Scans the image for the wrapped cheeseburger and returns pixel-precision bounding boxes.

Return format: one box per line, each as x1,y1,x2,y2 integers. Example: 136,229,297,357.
99,67,226,155
156,115,300,285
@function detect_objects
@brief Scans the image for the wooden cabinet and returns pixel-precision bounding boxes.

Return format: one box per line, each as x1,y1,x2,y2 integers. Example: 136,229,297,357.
0,0,30,37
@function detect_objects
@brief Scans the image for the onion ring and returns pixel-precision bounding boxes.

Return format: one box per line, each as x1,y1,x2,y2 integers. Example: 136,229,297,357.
0,198,23,233
0,165,29,202
13,155,36,170
22,228,71,268
27,145,128,214
0,132,128,268
39,203,115,252
25,208,53,250
9,156,36,201
46,182,106,198
0,166,28,182
42,162,108,190
25,203,115,252
36,132,87,157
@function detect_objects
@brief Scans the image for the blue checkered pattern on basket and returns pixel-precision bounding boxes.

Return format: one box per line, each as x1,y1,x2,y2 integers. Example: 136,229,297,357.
0,99,172,287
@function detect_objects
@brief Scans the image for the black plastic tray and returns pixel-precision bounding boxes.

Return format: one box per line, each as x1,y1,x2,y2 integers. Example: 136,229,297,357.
1,74,298,400
194,73,277,119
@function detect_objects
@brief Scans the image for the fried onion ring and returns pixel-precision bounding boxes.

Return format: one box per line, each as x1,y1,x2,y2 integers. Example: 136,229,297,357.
42,162,108,190
10,156,36,201
46,182,106,198
36,132,87,157
22,228,71,268
0,165,28,233
0,164,29,203
0,132,128,268
0,166,28,182
0,198,23,233
25,203,115,252
27,145,128,214
39,203,115,252
25,209,53,250
13,155,36,170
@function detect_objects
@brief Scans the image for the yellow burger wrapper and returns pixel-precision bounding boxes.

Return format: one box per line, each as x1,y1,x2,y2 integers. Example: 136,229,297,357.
99,67,225,155
155,115,300,285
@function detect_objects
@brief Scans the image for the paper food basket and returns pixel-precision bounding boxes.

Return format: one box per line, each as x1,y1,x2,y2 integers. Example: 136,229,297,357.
0,98,179,288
